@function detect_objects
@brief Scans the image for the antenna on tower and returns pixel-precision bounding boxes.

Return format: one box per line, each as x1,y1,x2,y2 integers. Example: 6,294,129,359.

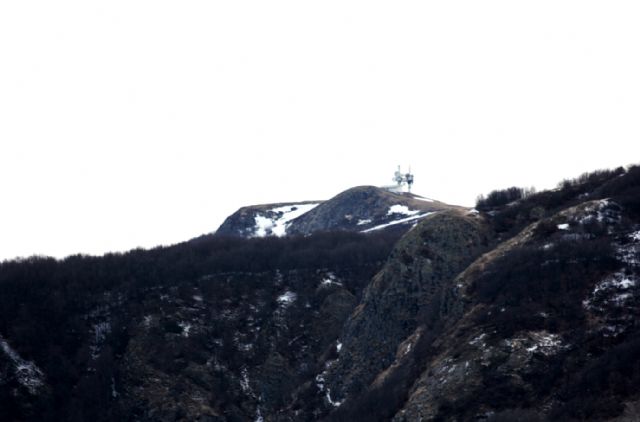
393,165,404,187
383,165,414,193
405,166,414,193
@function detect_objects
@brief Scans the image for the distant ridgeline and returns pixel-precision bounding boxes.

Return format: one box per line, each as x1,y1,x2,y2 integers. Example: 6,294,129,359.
215,185,462,238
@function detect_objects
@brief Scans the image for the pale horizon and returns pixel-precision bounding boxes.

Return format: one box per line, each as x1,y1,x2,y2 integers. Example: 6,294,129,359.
1,1,639,260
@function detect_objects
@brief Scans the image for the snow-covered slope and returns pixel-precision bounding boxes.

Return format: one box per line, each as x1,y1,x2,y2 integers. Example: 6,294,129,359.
216,186,464,238
215,201,323,237
253,203,320,237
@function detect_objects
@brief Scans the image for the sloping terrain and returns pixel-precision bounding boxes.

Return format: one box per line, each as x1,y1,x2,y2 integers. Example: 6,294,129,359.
0,231,400,421
216,186,462,238
1,165,639,421
326,165,640,421
215,201,323,238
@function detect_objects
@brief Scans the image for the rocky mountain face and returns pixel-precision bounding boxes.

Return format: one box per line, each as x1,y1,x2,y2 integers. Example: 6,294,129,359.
325,166,640,421
215,186,462,238
2,166,640,421
323,209,493,404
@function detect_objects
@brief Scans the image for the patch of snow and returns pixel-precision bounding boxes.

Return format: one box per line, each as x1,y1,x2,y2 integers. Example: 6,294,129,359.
271,203,320,236
612,293,633,304
321,272,342,287
238,342,253,352
356,218,372,226
618,247,639,266
403,343,412,356
0,335,45,394
468,209,480,215
362,212,435,233
90,321,111,359
588,271,638,304
274,269,284,285
630,230,640,242
315,372,326,392
253,203,320,237
414,196,434,202
254,215,274,237
321,278,342,287
277,291,297,306
240,367,251,394
504,331,565,356
525,333,563,354
178,321,192,337
617,278,636,289
578,199,621,227
143,315,153,328
602,324,627,337
336,342,342,353
111,376,118,398
192,295,203,302
255,406,264,422
469,333,487,347
326,389,342,407
557,223,570,230
387,204,420,216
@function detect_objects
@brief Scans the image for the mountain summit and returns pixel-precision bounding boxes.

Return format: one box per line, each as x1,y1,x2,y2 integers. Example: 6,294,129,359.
216,185,463,237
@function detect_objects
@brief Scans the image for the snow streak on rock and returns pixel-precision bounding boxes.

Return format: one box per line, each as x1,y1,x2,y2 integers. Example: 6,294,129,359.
0,335,45,394
277,291,297,307
362,212,435,233
253,203,320,237
387,204,420,216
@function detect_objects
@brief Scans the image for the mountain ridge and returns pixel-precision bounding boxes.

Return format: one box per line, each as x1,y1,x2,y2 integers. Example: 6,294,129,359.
216,185,464,238
1,165,640,421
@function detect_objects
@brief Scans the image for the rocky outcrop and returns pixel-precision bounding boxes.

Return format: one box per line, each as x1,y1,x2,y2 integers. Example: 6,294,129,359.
389,199,640,421
324,172,640,421
326,209,493,400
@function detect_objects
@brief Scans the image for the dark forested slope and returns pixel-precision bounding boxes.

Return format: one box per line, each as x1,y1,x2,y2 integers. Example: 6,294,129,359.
1,165,640,421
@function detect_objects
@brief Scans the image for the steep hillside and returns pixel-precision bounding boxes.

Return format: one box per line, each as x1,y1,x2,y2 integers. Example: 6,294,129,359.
215,201,323,238
216,186,462,238
1,165,639,421
323,209,492,402
287,186,461,236
0,231,401,421
327,165,640,421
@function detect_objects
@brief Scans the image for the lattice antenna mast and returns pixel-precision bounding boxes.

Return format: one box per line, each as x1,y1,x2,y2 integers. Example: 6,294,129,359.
393,165,405,188
405,166,414,193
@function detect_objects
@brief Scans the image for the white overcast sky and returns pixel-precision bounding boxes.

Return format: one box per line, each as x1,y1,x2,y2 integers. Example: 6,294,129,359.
1,1,639,260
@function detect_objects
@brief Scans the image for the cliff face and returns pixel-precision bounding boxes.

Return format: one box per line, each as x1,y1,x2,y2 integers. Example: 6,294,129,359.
324,209,493,401
326,166,640,422
390,199,639,421
118,269,366,421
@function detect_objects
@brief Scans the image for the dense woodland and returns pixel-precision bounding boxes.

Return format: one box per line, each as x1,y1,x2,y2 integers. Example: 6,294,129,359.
1,165,640,421
0,229,402,421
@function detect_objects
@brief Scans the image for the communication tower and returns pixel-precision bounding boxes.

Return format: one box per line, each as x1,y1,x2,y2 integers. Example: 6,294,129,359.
384,165,414,193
